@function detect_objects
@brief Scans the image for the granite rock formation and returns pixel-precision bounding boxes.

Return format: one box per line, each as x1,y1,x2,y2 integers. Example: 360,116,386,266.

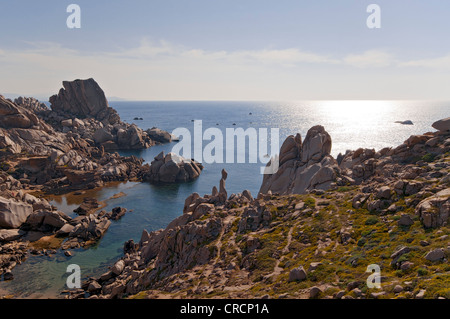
143,152,203,183
259,125,340,195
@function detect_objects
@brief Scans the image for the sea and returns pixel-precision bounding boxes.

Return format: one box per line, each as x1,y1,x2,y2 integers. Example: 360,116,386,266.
0,100,448,298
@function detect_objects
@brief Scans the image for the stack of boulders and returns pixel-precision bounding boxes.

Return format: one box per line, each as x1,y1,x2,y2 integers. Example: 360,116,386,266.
146,127,176,144
0,94,66,156
47,78,173,151
260,125,341,195
143,151,203,183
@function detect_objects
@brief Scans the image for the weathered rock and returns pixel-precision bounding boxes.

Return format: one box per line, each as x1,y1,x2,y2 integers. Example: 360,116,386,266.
415,289,426,299
393,285,403,293
398,214,414,227
73,198,99,216
111,260,125,276
0,197,33,229
309,286,323,299
390,246,412,268
288,266,307,282
400,261,414,271
432,117,450,132
93,128,114,144
49,78,119,124
376,186,391,200
395,120,413,125
23,210,69,231
144,152,203,183
146,127,173,144
107,207,127,221
416,188,449,228
68,214,111,242
56,223,75,237
424,248,445,262
48,79,154,150
0,95,38,129
88,281,102,293
219,169,228,203
123,239,138,254
260,125,338,195
0,229,25,242
308,262,323,272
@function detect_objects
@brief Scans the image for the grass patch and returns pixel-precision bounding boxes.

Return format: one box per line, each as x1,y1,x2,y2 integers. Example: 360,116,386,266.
365,216,379,225
422,153,436,163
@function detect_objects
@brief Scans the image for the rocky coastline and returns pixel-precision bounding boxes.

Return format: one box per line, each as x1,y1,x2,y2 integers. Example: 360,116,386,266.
70,118,449,299
0,81,448,299
0,78,201,283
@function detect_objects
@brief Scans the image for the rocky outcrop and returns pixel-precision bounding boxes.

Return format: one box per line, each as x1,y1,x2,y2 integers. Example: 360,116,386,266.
47,78,173,151
22,210,71,232
48,79,150,150
146,127,175,144
259,125,340,195
143,152,203,183
0,95,43,130
73,197,100,215
61,214,111,249
0,197,33,229
49,78,120,125
432,118,450,132
0,95,61,156
14,96,49,115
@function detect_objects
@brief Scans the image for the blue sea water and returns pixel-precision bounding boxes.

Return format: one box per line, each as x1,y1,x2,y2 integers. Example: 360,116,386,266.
1,100,448,298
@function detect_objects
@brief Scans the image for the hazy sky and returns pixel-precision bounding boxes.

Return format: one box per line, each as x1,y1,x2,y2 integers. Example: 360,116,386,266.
1,0,450,100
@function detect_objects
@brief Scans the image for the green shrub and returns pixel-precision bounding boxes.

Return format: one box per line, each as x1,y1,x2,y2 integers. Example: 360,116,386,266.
417,268,429,276
422,153,436,163
365,217,379,225
304,197,316,209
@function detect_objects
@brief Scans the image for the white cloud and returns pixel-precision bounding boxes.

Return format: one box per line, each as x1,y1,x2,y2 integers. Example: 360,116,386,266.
343,50,395,68
399,54,450,69
1,40,449,100
107,40,337,67
108,39,177,59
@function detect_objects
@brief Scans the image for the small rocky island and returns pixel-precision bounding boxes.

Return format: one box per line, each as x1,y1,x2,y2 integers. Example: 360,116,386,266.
71,118,448,300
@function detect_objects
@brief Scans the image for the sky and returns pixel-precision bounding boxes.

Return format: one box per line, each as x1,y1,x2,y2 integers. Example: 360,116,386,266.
1,0,450,101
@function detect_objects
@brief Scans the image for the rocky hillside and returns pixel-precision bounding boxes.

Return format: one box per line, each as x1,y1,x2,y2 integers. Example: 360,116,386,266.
74,119,449,300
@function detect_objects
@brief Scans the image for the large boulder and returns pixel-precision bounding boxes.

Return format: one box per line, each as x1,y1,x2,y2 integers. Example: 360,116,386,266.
0,229,25,242
116,125,149,149
22,210,70,231
416,188,449,228
0,95,41,129
146,127,173,144
68,214,111,241
0,197,33,229
49,78,120,125
432,117,450,132
144,152,203,183
288,266,307,282
0,131,22,154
